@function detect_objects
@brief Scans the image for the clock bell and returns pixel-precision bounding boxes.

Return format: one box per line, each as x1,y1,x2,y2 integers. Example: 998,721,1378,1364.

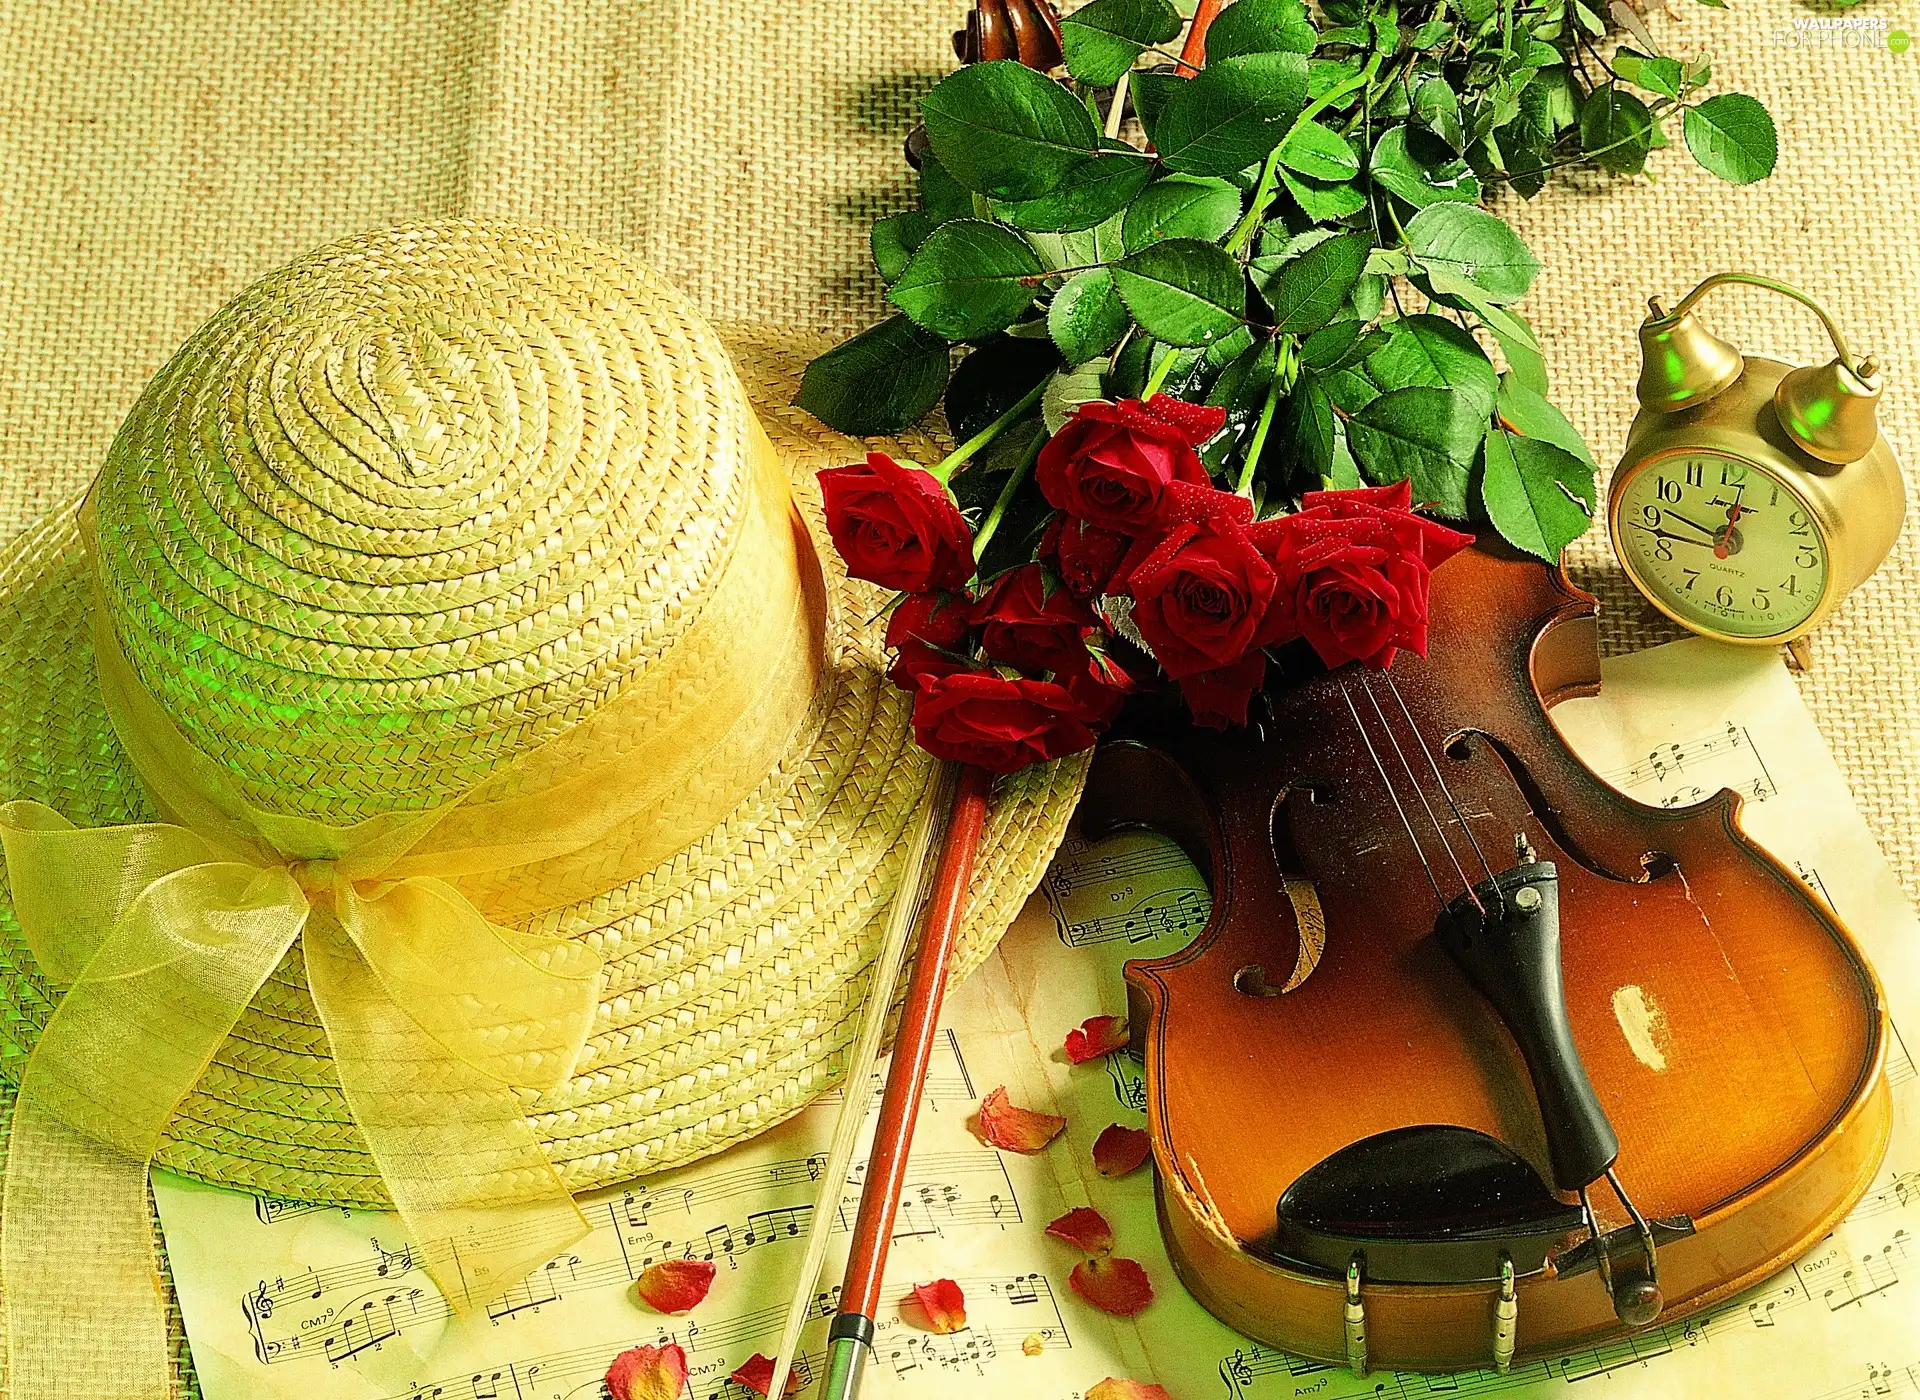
1610,272,1906,660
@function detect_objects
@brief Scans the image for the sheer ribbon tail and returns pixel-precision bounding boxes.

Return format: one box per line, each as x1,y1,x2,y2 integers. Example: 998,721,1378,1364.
306,879,598,1312
0,817,308,1400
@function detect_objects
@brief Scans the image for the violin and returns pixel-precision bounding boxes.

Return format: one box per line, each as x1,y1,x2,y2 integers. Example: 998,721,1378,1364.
1082,541,1890,1373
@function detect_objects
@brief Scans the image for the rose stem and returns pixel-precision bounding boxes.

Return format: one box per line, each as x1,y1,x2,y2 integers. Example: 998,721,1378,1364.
1140,344,1181,399
930,377,1047,484
1235,337,1296,498
970,423,1047,566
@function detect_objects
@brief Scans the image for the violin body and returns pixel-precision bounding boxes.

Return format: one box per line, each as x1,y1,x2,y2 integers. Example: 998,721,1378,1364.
1085,543,1889,1372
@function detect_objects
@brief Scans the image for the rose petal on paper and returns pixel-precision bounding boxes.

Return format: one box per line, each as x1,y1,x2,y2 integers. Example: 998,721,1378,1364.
1045,1206,1115,1256
976,1086,1067,1153
729,1354,802,1397
906,1278,968,1334
1070,1255,1155,1317
1064,1015,1129,1064
605,1343,689,1400
1088,1379,1174,1400
1092,1123,1151,1178
1022,1332,1046,1357
633,1258,716,1314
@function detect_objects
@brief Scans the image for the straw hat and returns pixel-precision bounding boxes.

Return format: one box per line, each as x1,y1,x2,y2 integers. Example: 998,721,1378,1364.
0,218,1085,1206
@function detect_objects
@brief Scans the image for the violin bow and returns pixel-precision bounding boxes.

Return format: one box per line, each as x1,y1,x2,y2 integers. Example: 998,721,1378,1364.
765,761,990,1400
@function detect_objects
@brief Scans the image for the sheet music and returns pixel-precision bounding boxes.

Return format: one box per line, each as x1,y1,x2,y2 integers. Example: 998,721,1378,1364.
157,637,1920,1399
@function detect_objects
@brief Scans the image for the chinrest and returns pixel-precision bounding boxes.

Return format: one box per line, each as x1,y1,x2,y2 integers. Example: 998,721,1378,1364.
1272,1125,1586,1284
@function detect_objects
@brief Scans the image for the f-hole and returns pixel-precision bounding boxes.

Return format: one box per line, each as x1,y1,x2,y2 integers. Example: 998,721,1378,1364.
1236,784,1331,998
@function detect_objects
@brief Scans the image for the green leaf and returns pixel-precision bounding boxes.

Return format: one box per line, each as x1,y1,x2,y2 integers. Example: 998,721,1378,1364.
1043,360,1111,434
1300,319,1386,370
1149,51,1310,177
1368,125,1482,207
1283,376,1339,478
1110,239,1248,347
1684,94,1778,185
1048,269,1132,363
794,315,950,435
921,61,1100,201
1409,17,1452,47
1404,203,1540,304
1279,167,1368,219
1496,374,1595,466
1345,386,1486,516
1411,74,1466,151
889,220,1046,340
1061,0,1183,86
1365,313,1499,413
1425,270,1549,393
1480,429,1596,560
1123,175,1246,251
919,156,974,223
1612,49,1684,100
995,144,1156,232
1278,120,1361,180
872,212,936,283
1580,86,1654,176
1250,232,1371,334
1206,0,1318,59
1322,362,1382,415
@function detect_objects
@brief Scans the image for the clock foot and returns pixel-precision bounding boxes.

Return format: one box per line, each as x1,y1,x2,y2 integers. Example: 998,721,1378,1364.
1784,635,1814,672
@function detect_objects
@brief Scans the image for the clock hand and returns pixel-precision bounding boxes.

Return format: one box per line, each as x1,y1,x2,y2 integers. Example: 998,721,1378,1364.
1715,485,1747,559
1661,510,1724,539
1630,523,1713,548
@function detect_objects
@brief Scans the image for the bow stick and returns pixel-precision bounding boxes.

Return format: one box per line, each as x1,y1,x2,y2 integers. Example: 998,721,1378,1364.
762,760,979,1399
767,761,992,1400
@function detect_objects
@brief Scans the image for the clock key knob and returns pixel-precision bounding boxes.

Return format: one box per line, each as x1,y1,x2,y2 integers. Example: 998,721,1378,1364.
1635,304,1746,413
1773,355,1886,465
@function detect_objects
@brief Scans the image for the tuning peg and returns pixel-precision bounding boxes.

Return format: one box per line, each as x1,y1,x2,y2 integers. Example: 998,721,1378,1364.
953,0,1064,71
1773,355,1886,465
1635,297,1746,413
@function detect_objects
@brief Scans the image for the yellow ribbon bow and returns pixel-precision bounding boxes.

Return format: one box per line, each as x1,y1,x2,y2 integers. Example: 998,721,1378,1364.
0,802,605,1400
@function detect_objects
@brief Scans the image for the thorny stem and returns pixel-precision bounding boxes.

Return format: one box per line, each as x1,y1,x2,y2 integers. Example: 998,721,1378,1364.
931,378,1047,482
971,423,1046,562
1141,344,1181,399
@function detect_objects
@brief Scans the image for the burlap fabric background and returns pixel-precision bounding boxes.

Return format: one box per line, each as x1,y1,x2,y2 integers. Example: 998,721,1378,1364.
0,1,1913,1394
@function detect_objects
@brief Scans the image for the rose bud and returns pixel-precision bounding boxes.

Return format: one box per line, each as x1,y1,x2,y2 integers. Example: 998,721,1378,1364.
1036,396,1226,536
911,671,1098,773
884,591,973,690
1040,514,1131,600
818,452,974,593
974,563,1094,674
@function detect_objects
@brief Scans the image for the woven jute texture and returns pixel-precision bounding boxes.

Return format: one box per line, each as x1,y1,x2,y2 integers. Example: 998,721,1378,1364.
0,1,1913,1396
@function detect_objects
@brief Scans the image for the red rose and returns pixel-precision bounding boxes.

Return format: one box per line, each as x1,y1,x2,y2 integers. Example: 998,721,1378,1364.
1125,514,1278,679
884,591,972,691
973,563,1094,674
1040,514,1130,600
818,452,974,593
1180,653,1266,730
1061,649,1136,726
1036,395,1226,535
912,670,1098,773
1249,481,1473,670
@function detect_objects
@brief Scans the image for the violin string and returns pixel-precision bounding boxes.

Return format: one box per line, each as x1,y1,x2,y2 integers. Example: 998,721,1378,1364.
1338,678,1449,907
1356,672,1482,912
1377,668,1500,887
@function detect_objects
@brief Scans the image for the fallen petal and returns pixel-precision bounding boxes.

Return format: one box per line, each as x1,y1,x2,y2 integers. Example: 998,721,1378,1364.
976,1086,1067,1153
1063,1014,1129,1064
729,1354,803,1397
1045,1206,1115,1256
1092,1123,1151,1178
907,1278,968,1334
1022,1332,1046,1357
633,1258,717,1315
1088,1379,1174,1400
605,1343,689,1400
1071,1256,1155,1317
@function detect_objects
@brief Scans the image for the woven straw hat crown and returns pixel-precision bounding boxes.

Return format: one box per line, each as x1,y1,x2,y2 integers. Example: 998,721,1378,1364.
91,221,779,822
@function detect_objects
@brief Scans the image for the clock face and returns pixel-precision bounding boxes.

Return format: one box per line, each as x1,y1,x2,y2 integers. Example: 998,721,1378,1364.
1614,451,1830,640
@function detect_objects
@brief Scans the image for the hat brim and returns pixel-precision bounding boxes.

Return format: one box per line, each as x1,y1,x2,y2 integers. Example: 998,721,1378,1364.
0,324,1087,1205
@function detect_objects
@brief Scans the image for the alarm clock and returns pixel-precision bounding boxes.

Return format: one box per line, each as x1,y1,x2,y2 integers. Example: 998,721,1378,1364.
1607,272,1905,654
